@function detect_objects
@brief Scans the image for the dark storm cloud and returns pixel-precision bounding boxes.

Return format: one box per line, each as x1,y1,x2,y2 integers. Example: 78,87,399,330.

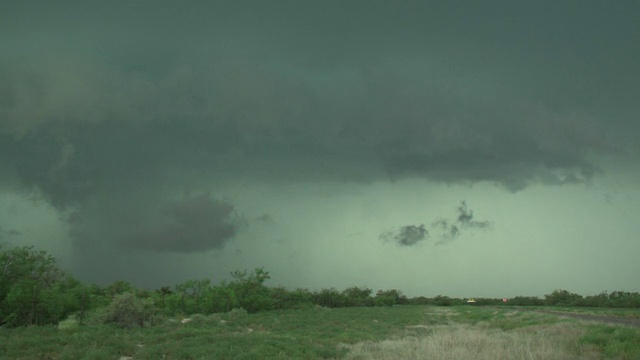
381,224,428,247
1,1,638,279
2,2,636,187
64,191,241,249
117,194,239,253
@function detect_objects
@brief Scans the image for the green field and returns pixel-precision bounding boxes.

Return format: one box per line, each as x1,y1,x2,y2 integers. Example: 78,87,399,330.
538,306,640,318
1,305,639,360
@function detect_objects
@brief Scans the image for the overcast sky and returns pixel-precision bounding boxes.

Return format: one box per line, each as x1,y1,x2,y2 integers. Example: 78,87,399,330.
1,1,639,298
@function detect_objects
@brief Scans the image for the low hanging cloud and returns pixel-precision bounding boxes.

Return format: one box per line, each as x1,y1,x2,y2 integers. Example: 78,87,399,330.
117,193,239,253
381,224,428,247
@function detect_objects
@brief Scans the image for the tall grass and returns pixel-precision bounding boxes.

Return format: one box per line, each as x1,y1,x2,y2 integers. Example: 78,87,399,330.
343,323,598,360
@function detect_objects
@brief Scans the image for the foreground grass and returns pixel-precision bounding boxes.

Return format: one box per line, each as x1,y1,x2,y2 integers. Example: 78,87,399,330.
1,306,639,359
343,323,594,360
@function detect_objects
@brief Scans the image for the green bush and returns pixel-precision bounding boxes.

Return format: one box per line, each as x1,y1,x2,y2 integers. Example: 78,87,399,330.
313,288,346,308
57,314,80,330
342,286,374,307
228,307,248,318
103,292,155,328
228,268,275,313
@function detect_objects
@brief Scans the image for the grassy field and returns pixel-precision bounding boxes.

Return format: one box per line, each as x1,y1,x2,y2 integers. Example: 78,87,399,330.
1,305,639,359
539,306,640,318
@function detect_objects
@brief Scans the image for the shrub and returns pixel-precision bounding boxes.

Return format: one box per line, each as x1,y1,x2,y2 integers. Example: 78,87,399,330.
228,268,275,313
104,292,155,328
57,314,80,330
228,307,248,318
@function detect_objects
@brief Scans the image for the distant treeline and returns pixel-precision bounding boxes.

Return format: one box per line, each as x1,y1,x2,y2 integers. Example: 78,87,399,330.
407,290,640,308
1,244,639,328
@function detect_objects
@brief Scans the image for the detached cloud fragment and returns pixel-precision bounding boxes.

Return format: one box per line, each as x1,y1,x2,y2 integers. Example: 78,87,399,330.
381,224,428,246
433,201,491,244
384,201,491,247
456,201,490,229
431,219,460,243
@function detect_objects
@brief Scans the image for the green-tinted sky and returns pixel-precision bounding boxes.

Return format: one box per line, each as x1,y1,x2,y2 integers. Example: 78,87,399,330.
1,1,639,297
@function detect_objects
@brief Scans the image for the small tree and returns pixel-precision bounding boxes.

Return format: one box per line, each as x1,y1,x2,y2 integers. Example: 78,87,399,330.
0,245,75,326
433,295,453,306
342,286,374,307
104,280,137,298
545,289,582,306
206,283,238,313
228,268,274,313
174,279,211,314
314,288,345,308
506,296,545,306
375,289,407,306
157,286,173,312
104,292,155,328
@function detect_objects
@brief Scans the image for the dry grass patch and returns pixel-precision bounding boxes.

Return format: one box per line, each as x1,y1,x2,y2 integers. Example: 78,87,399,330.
342,323,601,360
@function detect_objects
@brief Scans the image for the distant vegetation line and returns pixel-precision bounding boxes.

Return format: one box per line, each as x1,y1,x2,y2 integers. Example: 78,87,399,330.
1,244,639,328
